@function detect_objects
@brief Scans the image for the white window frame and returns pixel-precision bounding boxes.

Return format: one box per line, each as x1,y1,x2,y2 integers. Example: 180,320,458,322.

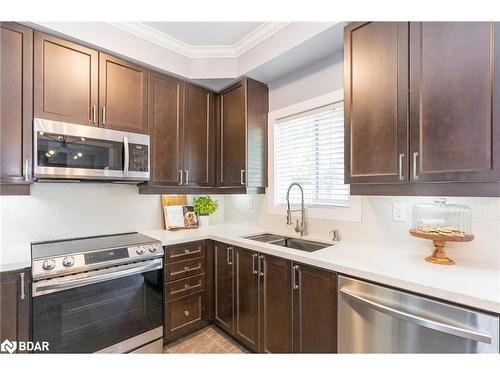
267,90,362,222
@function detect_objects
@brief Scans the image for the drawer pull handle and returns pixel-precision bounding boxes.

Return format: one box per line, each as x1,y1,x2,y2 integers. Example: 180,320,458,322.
171,281,202,295
170,264,202,276
171,248,201,258
184,310,190,317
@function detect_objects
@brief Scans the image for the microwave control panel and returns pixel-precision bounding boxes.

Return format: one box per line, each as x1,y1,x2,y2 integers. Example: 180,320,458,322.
129,144,149,172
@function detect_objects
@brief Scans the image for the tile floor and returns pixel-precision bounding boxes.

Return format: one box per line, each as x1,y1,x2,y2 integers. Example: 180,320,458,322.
164,326,247,354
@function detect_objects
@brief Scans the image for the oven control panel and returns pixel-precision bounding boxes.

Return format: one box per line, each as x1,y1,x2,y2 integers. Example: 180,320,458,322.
32,242,162,280
129,143,149,172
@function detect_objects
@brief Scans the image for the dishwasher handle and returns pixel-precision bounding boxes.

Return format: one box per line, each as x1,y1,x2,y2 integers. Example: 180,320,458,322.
340,287,492,344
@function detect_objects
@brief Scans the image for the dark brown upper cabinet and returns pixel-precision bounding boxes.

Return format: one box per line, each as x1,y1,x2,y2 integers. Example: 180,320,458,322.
99,53,148,134
344,22,409,184
147,71,184,186
183,83,215,187
0,269,31,352
293,263,337,353
34,31,98,127
1,23,33,196
142,74,215,190
345,22,500,196
218,78,268,193
409,22,500,183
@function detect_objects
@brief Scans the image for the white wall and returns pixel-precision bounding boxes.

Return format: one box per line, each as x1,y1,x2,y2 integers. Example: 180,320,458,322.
225,53,500,267
0,183,224,268
268,51,343,111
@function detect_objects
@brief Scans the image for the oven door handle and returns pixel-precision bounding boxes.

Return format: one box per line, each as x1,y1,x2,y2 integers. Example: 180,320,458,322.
33,258,163,297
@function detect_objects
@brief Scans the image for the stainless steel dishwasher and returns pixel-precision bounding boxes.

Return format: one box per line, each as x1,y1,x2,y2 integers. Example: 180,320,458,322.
338,276,499,353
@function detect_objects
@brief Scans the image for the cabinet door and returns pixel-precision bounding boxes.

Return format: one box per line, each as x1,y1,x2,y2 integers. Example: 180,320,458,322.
34,32,98,126
219,81,246,187
148,72,183,185
260,254,293,353
410,22,500,182
344,22,409,184
293,264,337,353
0,269,30,352
1,23,32,193
184,83,215,187
99,53,148,133
214,243,234,333
234,247,260,351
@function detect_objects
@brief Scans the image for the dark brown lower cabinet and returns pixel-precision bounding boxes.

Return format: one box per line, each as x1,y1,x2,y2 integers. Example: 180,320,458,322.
234,247,260,351
0,268,30,353
164,241,208,342
293,264,337,353
212,244,337,353
214,242,234,333
260,254,294,353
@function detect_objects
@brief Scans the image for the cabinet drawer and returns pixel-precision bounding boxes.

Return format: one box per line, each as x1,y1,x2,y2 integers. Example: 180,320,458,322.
166,292,206,334
166,241,205,263
166,274,205,300
165,258,205,282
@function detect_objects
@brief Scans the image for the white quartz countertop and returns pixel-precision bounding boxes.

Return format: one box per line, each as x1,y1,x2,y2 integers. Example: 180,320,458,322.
1,223,498,314
141,224,500,314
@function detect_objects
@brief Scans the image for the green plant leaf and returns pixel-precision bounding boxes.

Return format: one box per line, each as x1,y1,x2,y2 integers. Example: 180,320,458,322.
192,196,219,216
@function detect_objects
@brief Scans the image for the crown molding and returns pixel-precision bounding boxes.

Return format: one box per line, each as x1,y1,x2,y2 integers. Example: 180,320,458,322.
108,22,291,59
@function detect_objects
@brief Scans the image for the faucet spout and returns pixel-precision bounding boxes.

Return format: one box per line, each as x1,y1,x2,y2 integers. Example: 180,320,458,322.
286,182,306,236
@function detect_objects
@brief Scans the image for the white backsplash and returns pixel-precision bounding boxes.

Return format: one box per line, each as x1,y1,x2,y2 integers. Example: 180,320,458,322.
0,183,225,267
0,182,498,269
224,194,500,267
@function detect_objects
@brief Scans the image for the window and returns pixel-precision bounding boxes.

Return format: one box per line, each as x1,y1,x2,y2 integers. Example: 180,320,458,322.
274,102,348,207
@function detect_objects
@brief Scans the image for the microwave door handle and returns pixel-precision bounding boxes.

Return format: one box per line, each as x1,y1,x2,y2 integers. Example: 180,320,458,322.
123,136,129,177
33,258,163,296
340,288,492,344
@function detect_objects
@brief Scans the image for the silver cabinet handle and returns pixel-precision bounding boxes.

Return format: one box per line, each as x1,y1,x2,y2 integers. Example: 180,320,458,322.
184,170,189,185
292,265,299,290
340,288,492,344
24,159,32,183
240,169,245,186
226,246,233,265
413,152,419,180
102,106,106,125
252,253,258,275
178,169,183,185
19,272,25,300
92,104,97,124
398,154,405,181
123,136,129,177
258,255,264,277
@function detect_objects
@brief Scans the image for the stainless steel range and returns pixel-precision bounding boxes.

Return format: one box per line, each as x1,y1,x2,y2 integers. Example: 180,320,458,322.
31,232,164,353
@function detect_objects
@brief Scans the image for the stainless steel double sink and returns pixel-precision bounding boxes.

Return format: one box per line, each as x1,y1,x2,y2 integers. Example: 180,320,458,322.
242,233,331,252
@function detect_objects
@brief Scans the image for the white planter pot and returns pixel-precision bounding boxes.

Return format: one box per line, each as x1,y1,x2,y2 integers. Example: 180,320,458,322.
198,215,210,227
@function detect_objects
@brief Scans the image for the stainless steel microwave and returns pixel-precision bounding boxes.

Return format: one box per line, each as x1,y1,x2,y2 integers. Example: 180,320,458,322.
34,118,150,182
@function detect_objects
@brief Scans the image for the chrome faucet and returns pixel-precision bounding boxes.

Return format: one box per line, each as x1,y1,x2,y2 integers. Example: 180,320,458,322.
286,182,306,236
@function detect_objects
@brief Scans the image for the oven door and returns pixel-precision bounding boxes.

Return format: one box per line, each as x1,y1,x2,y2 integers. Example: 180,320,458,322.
32,259,164,353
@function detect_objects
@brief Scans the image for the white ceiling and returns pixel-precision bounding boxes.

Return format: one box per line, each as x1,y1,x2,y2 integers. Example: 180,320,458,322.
143,22,264,46
29,22,344,90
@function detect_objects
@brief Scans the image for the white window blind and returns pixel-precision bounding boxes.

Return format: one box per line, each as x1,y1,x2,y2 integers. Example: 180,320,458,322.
274,102,349,207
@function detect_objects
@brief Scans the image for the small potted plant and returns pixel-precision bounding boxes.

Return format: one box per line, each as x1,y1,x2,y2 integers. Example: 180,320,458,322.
192,196,219,227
